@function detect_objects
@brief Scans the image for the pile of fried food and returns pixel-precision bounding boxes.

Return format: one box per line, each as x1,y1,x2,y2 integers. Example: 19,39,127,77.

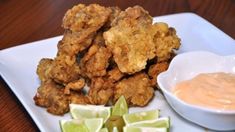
34,4,180,115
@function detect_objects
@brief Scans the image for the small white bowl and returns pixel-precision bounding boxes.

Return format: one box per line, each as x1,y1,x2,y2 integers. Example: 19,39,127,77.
157,51,235,131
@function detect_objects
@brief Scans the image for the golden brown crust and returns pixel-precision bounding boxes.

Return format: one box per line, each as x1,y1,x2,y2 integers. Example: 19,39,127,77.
34,80,70,115
148,61,169,87
106,66,124,82
153,23,181,62
88,77,114,105
49,58,81,85
80,33,112,78
69,92,90,104
114,73,154,106
104,6,156,74
103,7,121,30
62,4,112,34
36,58,53,82
64,78,86,94
58,30,95,56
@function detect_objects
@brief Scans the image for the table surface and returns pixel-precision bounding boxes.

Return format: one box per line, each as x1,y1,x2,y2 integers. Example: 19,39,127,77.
0,0,234,131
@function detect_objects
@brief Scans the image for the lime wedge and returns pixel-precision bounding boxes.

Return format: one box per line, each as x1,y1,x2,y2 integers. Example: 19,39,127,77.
60,119,89,132
112,96,128,116
128,117,170,128
60,118,103,132
70,104,111,122
123,126,167,132
123,110,159,124
84,118,103,132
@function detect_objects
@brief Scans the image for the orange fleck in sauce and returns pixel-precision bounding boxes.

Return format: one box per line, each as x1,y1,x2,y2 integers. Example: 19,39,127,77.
173,72,235,111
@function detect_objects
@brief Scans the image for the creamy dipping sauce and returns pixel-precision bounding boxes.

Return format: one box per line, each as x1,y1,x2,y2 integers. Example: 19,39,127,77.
173,72,235,111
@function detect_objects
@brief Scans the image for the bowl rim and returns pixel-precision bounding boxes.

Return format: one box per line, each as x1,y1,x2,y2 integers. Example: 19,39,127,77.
157,51,235,114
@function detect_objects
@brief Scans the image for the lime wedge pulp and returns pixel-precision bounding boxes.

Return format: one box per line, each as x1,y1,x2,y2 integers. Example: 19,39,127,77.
84,118,103,132
123,110,159,124
70,104,111,122
127,117,170,128
60,118,103,132
60,119,88,132
112,95,128,116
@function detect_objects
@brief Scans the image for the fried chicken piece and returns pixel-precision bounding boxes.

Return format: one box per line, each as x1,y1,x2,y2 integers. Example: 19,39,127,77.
86,65,125,105
49,56,81,85
104,6,157,74
62,4,112,34
34,81,70,115
114,73,154,106
103,7,121,30
64,78,86,94
60,4,112,56
111,6,152,26
106,66,124,82
153,22,181,62
88,77,114,105
34,80,89,115
36,58,53,82
50,32,94,84
80,33,112,78
148,61,169,87
49,4,112,85
58,30,95,56
69,91,90,104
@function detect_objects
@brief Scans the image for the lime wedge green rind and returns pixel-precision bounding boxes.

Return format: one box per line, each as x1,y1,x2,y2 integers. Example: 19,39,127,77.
123,110,159,124
123,126,167,132
112,96,128,116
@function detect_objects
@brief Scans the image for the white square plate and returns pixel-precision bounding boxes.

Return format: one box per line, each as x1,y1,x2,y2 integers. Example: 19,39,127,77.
0,13,234,132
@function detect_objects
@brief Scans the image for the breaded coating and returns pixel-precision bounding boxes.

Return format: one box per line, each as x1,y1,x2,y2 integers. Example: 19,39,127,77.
58,30,95,56
106,66,124,82
103,7,121,29
111,6,152,26
148,61,169,87
36,58,53,82
50,32,93,85
34,80,89,115
62,4,112,34
104,6,157,74
153,22,181,62
114,73,154,106
87,66,124,105
34,81,70,115
49,30,95,85
50,56,81,85
80,33,112,78
88,77,114,105
69,91,90,104
64,78,86,94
